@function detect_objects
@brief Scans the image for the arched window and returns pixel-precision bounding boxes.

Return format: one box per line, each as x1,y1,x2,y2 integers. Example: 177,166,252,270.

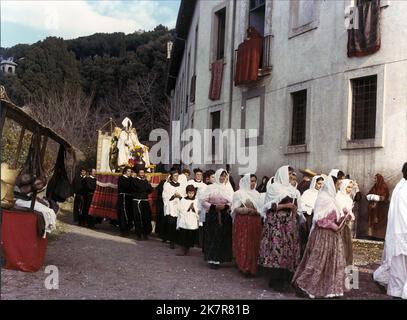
8,67,13,73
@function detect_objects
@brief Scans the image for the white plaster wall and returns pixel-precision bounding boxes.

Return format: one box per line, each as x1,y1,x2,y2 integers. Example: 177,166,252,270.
229,0,407,193
171,0,407,195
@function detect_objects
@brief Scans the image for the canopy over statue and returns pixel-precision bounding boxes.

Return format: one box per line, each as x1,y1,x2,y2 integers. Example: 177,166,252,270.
96,117,152,173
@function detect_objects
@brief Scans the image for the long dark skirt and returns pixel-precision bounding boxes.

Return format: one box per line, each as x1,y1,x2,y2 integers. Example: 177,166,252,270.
73,194,84,223
197,224,205,250
164,216,178,243
118,194,134,232
155,198,165,238
133,199,152,236
83,192,95,227
299,212,313,259
177,228,198,248
204,208,233,263
341,223,353,266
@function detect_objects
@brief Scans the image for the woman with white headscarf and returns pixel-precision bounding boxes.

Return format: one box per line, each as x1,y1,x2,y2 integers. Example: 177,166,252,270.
200,168,234,269
300,176,324,233
258,165,301,290
292,169,352,299
232,173,263,276
301,175,324,217
336,179,355,266
297,175,324,258
373,163,407,299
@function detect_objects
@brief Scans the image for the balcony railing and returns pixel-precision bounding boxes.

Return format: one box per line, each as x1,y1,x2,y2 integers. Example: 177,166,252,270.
261,34,272,72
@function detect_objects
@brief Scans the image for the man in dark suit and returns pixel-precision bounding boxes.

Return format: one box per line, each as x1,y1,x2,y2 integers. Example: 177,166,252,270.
73,168,87,225
83,169,97,228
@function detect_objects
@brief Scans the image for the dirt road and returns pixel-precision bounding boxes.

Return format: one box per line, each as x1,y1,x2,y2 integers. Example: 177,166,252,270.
1,208,389,300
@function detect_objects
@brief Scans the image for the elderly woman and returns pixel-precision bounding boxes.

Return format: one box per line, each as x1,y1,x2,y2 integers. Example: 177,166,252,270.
258,165,301,291
200,168,234,269
232,173,263,276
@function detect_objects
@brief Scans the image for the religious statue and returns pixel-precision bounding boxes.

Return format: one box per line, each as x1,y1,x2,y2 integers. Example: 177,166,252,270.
116,117,151,170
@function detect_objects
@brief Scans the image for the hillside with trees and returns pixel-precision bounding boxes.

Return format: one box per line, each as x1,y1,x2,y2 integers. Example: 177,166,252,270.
0,25,174,167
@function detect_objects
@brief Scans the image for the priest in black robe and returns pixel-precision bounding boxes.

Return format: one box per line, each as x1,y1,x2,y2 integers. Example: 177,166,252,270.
83,169,97,228
117,167,134,236
131,167,153,240
72,168,87,225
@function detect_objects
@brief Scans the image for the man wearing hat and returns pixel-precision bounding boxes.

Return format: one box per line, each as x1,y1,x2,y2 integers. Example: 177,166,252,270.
297,168,317,195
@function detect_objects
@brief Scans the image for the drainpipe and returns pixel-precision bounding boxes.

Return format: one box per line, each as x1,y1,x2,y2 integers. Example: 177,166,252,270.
224,0,237,169
228,0,237,129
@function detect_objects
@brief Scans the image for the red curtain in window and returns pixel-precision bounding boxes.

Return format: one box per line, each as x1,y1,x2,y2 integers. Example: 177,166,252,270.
348,0,381,57
234,27,263,86
208,59,224,100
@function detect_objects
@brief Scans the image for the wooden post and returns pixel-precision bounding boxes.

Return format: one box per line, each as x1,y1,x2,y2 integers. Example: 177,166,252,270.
31,134,47,212
13,126,26,169
40,135,48,165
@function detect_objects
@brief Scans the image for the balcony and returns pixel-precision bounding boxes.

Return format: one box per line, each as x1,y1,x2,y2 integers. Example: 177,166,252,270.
234,34,272,87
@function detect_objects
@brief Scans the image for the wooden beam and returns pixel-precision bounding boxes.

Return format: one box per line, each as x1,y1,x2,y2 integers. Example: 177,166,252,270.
40,135,49,166
13,126,26,169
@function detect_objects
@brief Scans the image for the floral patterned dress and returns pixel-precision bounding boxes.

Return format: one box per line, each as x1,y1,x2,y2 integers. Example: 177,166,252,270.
258,196,300,273
292,210,346,298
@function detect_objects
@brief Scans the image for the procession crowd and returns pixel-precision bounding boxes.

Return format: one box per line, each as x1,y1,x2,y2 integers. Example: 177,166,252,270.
72,163,407,299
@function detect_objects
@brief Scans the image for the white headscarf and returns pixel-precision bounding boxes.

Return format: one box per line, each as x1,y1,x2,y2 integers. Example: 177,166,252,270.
201,168,234,204
300,175,322,216
262,165,298,216
266,176,274,189
232,173,262,213
335,179,354,218
311,170,342,229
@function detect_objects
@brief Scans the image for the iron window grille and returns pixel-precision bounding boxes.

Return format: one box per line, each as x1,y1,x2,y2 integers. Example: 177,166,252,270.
351,75,377,140
291,90,307,145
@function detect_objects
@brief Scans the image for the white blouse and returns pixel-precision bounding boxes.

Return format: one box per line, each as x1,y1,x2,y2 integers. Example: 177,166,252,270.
176,198,199,230
162,181,185,217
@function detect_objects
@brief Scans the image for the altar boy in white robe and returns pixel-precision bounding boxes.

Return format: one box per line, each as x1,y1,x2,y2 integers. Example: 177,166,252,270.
162,168,185,249
186,168,207,246
176,185,199,256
